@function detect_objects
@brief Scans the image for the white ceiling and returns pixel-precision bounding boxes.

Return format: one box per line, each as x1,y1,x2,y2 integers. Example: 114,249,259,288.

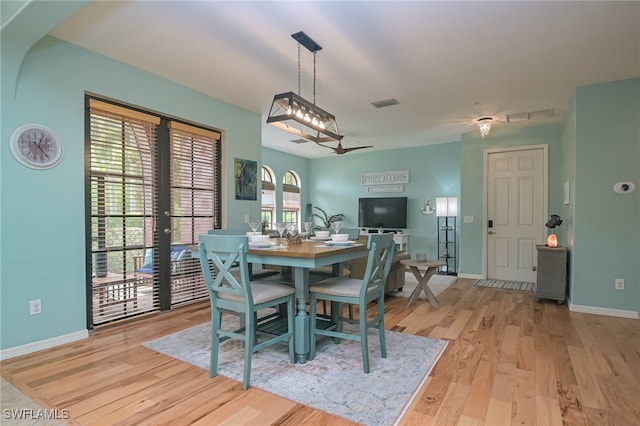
50,1,639,158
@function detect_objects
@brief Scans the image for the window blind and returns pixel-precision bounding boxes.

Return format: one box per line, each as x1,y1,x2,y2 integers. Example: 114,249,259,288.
168,121,221,305
87,98,223,324
89,100,160,324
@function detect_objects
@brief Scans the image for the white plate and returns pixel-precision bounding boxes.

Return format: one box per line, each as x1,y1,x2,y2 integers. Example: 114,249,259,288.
324,240,356,246
310,236,331,241
249,242,274,249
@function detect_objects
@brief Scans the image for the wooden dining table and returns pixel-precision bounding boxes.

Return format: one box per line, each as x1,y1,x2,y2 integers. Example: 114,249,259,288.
247,240,368,362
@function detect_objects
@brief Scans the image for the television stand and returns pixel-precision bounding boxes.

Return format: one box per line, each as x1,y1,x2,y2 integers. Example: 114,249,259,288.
366,229,395,234
363,230,409,251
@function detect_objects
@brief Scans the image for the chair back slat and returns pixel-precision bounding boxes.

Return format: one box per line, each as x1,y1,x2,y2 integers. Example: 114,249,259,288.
198,234,253,304
340,228,361,240
360,233,396,299
207,229,248,235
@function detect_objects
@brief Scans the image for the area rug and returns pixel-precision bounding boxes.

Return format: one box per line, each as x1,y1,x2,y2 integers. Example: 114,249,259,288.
144,316,448,426
473,279,534,291
393,273,457,299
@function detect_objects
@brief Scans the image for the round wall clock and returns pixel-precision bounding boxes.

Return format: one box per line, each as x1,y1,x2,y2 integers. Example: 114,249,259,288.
10,124,64,170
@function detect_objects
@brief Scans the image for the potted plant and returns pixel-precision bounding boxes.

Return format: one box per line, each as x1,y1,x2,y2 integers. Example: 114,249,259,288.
312,206,344,230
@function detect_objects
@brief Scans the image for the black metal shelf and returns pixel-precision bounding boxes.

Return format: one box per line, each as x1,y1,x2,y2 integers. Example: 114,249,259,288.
437,217,457,275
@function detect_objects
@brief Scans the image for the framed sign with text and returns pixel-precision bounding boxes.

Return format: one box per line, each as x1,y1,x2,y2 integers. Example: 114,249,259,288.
367,185,404,193
361,170,409,186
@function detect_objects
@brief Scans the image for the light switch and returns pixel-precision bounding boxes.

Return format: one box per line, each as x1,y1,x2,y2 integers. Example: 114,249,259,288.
463,216,474,223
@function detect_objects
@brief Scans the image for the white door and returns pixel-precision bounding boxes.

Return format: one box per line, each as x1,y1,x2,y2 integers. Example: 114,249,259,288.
486,146,547,282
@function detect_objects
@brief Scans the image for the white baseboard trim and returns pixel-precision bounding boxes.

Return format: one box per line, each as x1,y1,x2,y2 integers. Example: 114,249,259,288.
569,303,639,319
457,273,483,280
0,330,89,361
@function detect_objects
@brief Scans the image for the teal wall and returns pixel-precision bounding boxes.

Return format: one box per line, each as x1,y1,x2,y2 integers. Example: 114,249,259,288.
1,36,262,350
458,122,565,276
571,78,640,311
308,143,461,260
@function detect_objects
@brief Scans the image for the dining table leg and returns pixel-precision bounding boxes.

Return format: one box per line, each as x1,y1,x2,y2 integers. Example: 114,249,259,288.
293,266,310,363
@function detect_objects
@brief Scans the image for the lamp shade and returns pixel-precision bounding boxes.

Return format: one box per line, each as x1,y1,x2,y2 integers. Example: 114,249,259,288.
436,196,458,217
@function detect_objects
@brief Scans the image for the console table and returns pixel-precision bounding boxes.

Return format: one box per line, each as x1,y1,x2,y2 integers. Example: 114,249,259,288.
393,233,409,251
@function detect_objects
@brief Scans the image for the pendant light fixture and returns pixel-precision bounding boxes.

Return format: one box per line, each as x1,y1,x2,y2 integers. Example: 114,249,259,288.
266,31,343,143
477,117,493,138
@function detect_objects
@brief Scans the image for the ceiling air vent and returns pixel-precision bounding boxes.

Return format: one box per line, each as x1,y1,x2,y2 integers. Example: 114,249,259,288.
506,112,529,123
290,138,310,144
371,98,399,108
507,108,554,123
529,109,554,120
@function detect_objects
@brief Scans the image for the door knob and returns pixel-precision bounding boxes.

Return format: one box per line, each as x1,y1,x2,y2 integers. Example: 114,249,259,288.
488,231,495,235
164,228,171,235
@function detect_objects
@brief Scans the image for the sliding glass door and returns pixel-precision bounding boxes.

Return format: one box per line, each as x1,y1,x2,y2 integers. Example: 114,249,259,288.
86,97,221,327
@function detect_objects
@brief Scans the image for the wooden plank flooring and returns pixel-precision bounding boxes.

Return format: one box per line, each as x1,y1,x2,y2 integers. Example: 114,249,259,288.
2,278,639,425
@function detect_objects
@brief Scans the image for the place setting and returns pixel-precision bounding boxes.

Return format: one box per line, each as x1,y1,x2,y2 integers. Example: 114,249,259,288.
307,229,332,243
325,222,360,246
322,233,358,247
247,233,277,249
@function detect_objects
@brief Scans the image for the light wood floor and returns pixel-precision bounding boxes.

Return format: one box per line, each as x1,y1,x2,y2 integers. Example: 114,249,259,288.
2,278,639,425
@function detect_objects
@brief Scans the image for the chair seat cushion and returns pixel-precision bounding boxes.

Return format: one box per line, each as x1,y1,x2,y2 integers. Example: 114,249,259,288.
310,277,377,298
219,281,294,304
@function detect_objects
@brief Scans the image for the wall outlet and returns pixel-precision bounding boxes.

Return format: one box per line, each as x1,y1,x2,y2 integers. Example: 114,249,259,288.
615,278,624,290
244,215,249,223
29,299,42,315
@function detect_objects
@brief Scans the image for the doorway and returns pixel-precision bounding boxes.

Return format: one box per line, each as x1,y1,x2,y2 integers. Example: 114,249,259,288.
485,145,547,283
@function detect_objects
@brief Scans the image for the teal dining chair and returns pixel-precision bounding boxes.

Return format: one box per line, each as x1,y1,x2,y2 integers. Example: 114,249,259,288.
197,234,295,390
207,228,247,235
308,233,396,373
313,227,362,317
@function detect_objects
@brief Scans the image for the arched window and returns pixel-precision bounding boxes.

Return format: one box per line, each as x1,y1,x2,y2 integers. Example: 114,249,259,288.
283,170,301,230
261,166,275,230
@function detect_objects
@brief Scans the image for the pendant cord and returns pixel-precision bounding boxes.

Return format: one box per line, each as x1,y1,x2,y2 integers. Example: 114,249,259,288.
313,52,317,105
297,43,301,96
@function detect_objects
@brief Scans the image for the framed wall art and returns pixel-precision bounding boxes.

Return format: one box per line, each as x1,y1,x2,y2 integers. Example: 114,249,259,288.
234,158,257,200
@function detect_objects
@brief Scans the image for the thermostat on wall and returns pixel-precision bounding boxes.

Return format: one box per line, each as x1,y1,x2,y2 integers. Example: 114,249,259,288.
613,182,635,193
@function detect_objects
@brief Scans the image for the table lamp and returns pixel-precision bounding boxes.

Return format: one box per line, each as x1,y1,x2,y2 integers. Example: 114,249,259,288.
545,214,563,247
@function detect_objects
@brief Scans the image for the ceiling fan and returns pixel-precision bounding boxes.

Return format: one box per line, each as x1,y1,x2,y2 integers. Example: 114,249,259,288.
317,140,373,155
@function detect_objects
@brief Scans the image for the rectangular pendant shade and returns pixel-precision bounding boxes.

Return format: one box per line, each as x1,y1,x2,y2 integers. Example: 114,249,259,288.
266,91,343,143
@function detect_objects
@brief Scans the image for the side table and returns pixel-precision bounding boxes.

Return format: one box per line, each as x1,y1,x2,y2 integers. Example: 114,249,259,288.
535,245,567,304
400,259,447,308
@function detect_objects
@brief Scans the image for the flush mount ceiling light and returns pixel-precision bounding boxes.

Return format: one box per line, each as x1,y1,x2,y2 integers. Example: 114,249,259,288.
266,31,343,144
477,117,493,138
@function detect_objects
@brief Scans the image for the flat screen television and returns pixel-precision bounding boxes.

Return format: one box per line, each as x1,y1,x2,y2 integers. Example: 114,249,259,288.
358,197,408,229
